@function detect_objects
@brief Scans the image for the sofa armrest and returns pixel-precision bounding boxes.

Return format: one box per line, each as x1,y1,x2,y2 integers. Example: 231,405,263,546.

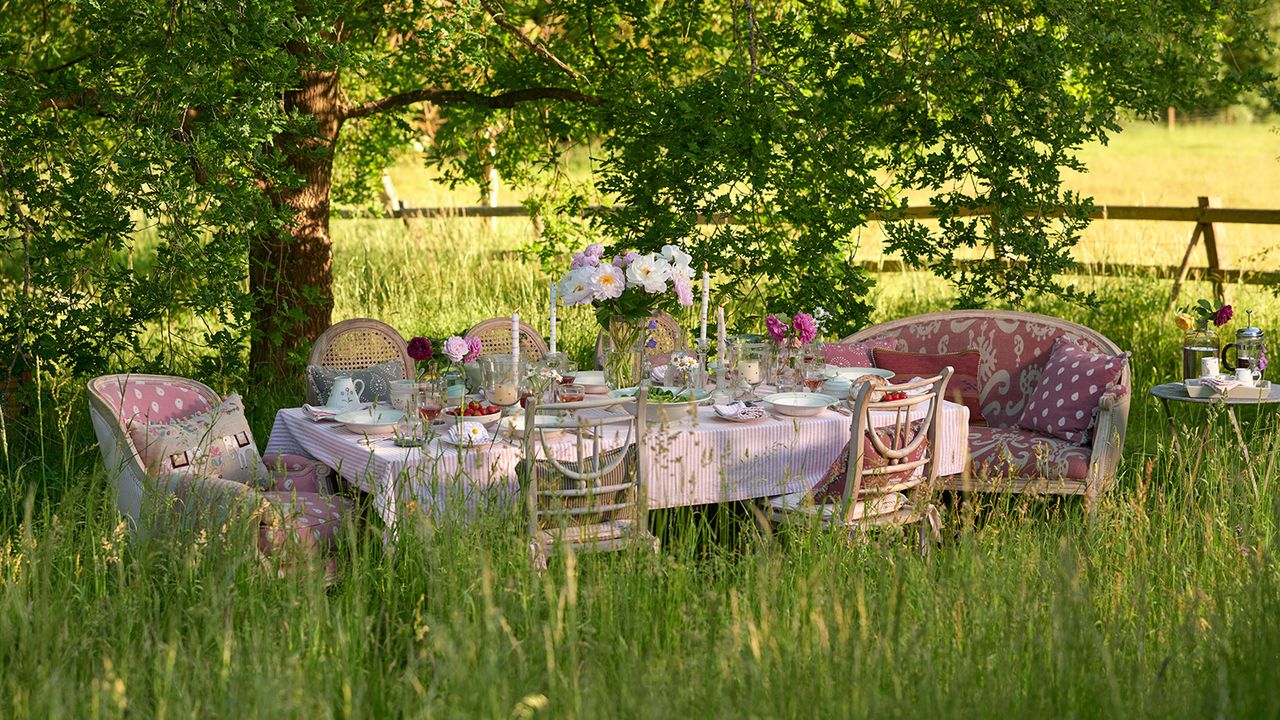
1089,385,1130,485
159,472,271,535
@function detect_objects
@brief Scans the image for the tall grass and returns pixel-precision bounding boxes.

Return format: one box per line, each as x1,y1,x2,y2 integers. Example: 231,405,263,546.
3,123,1280,717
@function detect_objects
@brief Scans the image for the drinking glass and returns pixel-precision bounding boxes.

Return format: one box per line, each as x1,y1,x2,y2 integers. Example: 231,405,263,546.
557,383,586,403
802,360,825,393
483,356,525,407
732,341,770,400
414,381,444,423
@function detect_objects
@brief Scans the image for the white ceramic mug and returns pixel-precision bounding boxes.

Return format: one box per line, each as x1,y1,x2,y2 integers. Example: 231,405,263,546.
1235,368,1255,386
327,376,365,409
1200,357,1220,378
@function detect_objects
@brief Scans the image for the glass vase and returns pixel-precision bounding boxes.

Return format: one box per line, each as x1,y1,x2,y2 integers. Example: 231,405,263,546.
1182,322,1219,380
604,315,651,389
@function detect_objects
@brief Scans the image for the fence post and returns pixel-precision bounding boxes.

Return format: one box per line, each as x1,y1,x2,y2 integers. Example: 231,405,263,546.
379,171,406,224
1200,196,1229,305
1167,219,1204,312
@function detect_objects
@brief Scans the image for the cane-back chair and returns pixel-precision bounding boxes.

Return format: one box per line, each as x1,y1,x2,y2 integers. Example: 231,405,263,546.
307,318,413,404
465,317,549,362
519,388,658,571
763,369,953,553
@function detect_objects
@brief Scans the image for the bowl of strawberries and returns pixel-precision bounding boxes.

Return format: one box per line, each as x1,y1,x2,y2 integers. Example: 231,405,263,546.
443,400,503,426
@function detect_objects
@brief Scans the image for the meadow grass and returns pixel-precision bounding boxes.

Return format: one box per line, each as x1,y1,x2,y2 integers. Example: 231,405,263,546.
3,123,1280,718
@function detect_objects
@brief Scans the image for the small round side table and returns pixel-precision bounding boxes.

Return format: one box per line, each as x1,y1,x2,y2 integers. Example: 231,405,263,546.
1149,382,1280,494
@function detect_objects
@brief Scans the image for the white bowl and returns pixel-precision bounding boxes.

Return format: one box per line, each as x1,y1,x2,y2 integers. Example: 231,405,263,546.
334,406,406,434
824,366,894,381
442,406,504,427
762,392,839,417
609,386,710,423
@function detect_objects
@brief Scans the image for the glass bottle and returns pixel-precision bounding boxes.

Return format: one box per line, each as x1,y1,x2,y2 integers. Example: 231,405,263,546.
1182,321,1219,381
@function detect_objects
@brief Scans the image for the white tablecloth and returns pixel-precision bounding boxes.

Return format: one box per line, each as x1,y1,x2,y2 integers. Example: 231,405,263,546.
264,401,969,528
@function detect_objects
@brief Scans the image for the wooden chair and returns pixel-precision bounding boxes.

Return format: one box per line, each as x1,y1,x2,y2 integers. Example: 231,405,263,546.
519,389,659,571
306,318,413,404
593,311,686,369
762,369,953,553
465,317,549,362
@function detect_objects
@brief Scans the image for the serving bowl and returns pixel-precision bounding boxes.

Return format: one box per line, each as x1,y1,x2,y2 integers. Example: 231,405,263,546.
334,406,406,435
762,392,839,417
609,386,711,423
823,366,894,381
574,370,609,394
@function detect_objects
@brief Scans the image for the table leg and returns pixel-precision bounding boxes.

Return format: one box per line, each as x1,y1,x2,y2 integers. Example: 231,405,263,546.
1226,407,1260,498
1159,398,1181,456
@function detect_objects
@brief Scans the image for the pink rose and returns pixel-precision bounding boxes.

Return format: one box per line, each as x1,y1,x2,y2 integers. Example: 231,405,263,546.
791,312,817,344
1213,304,1233,327
672,274,694,307
443,336,470,363
765,315,789,343
464,337,483,364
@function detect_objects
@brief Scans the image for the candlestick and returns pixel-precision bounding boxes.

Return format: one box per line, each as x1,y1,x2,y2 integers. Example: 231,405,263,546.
716,305,727,392
549,281,558,355
511,312,520,368
700,266,710,347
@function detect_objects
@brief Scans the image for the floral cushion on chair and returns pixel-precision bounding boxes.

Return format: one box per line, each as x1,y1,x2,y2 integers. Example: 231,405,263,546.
1017,337,1128,445
306,358,405,405
128,393,267,486
257,492,353,558
811,422,929,503
968,426,1092,481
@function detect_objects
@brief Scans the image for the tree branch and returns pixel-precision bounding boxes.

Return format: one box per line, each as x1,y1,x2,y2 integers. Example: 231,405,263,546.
479,0,584,81
342,87,604,121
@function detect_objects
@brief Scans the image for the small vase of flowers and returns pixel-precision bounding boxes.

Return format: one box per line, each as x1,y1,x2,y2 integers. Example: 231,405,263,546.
765,311,820,390
1175,300,1232,380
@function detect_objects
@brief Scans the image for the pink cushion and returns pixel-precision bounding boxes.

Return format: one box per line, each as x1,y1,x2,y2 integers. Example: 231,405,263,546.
1017,337,1128,445
823,339,894,368
262,453,324,494
127,394,266,486
872,348,986,425
812,422,928,502
91,375,214,424
257,492,353,558
968,426,1092,481
849,316,1119,427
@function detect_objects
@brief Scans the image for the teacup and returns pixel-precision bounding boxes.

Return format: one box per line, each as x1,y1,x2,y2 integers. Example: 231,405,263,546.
1235,368,1255,387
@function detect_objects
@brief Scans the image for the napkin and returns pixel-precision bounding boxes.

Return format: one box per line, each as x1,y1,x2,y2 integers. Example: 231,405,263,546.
303,403,367,421
1202,375,1247,395
650,365,667,384
444,421,491,446
713,401,766,420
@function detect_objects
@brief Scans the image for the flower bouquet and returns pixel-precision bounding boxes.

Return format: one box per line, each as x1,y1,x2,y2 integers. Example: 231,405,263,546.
765,311,822,391
558,242,695,388
1175,300,1231,380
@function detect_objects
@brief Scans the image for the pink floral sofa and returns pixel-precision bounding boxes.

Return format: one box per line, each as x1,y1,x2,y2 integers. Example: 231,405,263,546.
844,310,1130,507
88,374,352,576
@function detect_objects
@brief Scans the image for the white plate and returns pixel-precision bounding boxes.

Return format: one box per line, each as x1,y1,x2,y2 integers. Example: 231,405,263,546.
574,370,609,393
824,366,895,380
334,407,406,435
762,392,839,417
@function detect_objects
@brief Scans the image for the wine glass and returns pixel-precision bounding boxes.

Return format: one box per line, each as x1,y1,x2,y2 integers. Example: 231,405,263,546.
802,361,825,393
557,383,586,403
415,381,444,423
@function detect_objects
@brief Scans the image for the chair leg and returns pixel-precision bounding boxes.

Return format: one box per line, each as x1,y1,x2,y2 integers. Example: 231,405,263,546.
918,504,942,558
529,541,547,574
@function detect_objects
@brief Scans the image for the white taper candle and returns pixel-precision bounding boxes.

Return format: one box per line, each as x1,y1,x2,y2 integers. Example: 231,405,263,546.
700,266,710,347
511,312,520,367
549,281,558,355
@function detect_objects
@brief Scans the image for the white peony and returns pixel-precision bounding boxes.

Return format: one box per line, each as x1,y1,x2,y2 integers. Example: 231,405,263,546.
661,244,693,269
591,263,626,301
626,253,672,294
558,267,595,305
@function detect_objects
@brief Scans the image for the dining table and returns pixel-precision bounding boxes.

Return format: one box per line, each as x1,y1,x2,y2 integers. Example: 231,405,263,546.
264,396,971,532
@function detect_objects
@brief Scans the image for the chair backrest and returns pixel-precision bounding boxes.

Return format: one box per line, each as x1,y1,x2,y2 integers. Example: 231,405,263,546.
307,318,413,404
86,374,223,531
465,317,549,362
838,368,952,508
520,390,649,540
593,311,686,369
843,310,1125,428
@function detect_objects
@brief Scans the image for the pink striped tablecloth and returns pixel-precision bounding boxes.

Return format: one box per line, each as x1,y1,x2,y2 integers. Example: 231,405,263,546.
264,402,968,528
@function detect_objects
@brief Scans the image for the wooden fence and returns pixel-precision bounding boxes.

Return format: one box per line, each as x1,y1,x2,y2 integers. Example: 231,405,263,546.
335,195,1280,306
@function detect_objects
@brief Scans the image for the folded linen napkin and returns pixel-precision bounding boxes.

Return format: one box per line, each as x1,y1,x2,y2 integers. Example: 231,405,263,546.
443,421,491,447
713,401,767,420
1202,375,1247,395
650,365,667,384
303,403,368,421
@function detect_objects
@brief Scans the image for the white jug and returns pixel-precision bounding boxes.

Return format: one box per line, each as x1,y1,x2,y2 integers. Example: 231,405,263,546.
326,376,365,409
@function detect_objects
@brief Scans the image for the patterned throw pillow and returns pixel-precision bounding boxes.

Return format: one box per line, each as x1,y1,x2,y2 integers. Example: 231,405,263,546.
1017,336,1128,446
306,358,405,405
811,422,929,503
822,339,895,368
127,393,267,487
872,348,986,425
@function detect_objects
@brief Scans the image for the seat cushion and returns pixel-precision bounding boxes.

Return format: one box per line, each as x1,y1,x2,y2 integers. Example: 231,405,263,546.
873,348,985,424
261,453,324,494
257,492,353,556
968,426,1092,481
128,393,267,486
1017,337,1128,445
811,422,929,502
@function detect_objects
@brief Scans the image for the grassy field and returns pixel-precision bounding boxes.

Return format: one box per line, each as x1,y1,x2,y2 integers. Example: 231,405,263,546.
3,123,1280,718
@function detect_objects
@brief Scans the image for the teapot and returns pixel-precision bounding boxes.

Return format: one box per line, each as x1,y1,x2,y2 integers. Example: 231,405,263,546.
326,375,365,410
1221,310,1266,383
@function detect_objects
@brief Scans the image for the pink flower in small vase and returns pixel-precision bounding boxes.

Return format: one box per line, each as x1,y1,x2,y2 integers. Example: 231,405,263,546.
765,315,789,343
407,336,433,362
464,337,483,364
443,336,470,363
791,312,817,344
672,274,694,307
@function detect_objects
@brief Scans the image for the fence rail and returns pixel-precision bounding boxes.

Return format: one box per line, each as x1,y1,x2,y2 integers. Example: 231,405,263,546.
334,197,1280,302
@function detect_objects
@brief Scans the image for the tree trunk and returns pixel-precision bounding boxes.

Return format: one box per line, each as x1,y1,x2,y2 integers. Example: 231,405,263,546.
249,69,344,377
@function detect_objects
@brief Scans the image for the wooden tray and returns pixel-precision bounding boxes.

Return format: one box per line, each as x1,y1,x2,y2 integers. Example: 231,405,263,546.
1184,379,1272,399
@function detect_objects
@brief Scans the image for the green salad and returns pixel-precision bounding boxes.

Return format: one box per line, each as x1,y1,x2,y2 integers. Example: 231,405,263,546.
646,387,690,403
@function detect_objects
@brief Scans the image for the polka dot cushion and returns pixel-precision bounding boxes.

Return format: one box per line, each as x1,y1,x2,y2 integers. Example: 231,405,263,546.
1017,337,1128,445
